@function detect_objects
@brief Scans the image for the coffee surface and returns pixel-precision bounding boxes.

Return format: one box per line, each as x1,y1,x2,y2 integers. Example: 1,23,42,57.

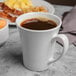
21,18,57,30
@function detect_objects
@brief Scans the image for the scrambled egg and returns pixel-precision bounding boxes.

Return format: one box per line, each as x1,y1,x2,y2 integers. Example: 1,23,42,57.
4,0,33,11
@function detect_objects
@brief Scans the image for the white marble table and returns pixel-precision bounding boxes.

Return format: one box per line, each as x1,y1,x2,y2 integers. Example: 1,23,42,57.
0,5,76,76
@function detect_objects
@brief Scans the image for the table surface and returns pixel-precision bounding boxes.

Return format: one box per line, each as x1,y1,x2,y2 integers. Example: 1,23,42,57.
0,4,76,76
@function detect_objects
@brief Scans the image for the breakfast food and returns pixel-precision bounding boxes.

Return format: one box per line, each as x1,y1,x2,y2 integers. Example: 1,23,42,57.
0,0,48,22
0,19,6,29
4,0,33,12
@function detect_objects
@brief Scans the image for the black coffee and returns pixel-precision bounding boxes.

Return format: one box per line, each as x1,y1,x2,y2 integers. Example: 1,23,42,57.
21,17,57,30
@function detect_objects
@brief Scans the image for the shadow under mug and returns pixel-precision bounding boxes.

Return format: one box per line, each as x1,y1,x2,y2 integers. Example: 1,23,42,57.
16,12,69,71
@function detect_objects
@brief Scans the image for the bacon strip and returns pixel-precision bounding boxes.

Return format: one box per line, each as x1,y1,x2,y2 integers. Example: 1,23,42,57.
0,11,17,22
7,15,17,22
0,2,4,9
13,9,23,15
2,3,14,14
0,2,19,22
0,2,23,15
0,12,8,18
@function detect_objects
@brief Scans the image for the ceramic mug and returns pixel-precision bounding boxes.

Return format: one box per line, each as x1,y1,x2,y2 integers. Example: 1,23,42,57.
16,12,69,71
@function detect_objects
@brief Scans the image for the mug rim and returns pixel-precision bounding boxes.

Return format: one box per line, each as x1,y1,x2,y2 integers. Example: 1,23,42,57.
16,12,62,32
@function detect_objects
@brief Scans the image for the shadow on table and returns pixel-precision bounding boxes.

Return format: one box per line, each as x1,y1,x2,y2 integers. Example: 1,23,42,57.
0,46,24,66
9,51,23,65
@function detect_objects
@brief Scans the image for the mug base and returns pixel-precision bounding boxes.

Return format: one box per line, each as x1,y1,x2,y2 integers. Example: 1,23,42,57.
23,64,48,72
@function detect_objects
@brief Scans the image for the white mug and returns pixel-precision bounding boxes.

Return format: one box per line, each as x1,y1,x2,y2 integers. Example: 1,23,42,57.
16,12,69,71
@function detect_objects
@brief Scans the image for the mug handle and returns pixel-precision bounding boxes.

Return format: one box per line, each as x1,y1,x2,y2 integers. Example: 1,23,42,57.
48,34,69,65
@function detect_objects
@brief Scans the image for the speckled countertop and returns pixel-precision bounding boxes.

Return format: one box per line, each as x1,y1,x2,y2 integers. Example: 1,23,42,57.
0,4,76,76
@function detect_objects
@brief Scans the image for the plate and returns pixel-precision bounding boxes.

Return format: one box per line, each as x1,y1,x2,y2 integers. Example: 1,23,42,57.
0,0,55,25
32,0,55,14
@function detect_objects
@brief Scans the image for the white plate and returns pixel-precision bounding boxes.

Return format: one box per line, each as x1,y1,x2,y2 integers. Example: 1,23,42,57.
32,0,55,14
0,0,55,25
